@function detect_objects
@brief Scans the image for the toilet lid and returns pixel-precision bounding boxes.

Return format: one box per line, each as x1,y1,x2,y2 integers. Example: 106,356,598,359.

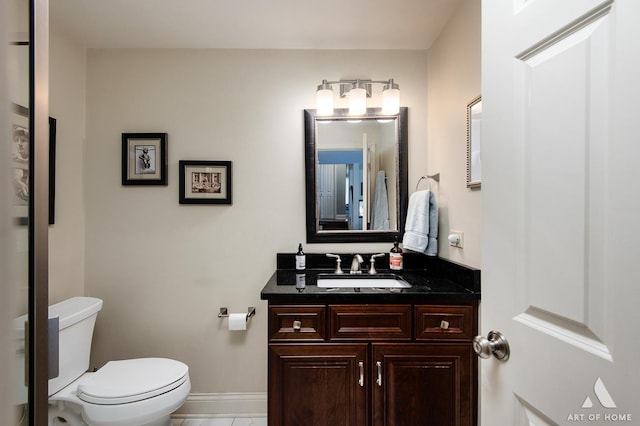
76,358,189,405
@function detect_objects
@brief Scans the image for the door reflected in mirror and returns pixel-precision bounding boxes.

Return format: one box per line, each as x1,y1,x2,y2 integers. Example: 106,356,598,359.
305,108,408,243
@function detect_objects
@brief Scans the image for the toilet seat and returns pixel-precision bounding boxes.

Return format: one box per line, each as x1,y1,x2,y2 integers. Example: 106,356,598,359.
77,358,189,405
49,357,190,426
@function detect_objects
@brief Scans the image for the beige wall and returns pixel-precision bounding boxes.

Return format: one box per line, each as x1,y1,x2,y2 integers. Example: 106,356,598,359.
47,0,480,399
427,0,481,268
82,49,428,393
49,25,87,303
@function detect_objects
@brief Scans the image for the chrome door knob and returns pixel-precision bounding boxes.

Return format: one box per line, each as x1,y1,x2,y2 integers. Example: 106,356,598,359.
473,330,510,361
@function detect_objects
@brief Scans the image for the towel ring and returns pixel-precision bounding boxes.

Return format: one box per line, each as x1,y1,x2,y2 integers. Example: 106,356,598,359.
415,173,440,191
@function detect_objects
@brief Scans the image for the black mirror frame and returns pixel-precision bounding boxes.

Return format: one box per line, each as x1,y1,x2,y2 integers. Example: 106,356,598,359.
304,107,408,243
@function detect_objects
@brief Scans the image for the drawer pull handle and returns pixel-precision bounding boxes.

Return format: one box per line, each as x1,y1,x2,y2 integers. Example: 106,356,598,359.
440,320,450,330
376,361,382,387
358,361,364,387
292,320,302,331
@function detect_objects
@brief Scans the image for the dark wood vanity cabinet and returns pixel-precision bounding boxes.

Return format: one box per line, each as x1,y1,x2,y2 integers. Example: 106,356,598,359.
267,302,477,426
268,343,368,425
371,343,474,426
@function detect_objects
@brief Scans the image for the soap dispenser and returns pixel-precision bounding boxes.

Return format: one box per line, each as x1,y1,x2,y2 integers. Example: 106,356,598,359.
295,243,306,271
390,238,403,271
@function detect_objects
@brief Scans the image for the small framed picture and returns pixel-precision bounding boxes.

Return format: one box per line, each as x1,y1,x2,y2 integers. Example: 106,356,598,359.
179,160,232,205
121,133,168,185
12,104,30,224
11,104,57,225
466,96,482,189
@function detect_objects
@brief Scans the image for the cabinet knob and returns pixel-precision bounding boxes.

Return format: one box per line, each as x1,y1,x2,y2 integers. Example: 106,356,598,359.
292,320,302,331
473,330,510,361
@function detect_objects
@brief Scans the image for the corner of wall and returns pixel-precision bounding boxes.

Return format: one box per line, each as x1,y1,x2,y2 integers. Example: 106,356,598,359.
425,0,481,268
48,24,88,302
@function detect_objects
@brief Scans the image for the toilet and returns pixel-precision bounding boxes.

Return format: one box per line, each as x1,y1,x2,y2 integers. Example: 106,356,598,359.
16,297,190,426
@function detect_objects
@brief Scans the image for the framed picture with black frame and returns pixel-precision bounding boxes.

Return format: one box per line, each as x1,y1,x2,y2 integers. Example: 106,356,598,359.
179,160,232,205
12,104,29,225
11,104,56,225
48,116,56,224
121,133,168,186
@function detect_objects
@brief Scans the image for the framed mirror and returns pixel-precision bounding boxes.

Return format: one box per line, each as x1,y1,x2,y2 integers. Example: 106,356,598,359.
304,107,408,243
466,95,482,188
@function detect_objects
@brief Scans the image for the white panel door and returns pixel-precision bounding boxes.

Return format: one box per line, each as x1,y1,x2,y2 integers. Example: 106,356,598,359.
318,164,336,220
481,0,640,424
363,133,379,230
363,133,370,230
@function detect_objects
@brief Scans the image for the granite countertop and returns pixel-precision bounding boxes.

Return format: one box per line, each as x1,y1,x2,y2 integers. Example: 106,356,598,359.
260,253,481,304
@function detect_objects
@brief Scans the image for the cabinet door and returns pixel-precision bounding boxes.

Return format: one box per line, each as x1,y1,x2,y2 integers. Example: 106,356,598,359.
372,343,475,426
269,344,368,426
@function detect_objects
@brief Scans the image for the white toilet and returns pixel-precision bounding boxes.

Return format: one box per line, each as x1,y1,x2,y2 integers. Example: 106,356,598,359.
16,297,190,426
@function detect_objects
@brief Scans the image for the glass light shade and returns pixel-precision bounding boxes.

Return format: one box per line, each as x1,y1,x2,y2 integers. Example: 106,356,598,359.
382,87,400,115
316,88,334,116
349,86,367,116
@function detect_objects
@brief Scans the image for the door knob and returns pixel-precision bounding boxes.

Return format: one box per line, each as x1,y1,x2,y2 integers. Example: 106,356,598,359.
473,330,510,361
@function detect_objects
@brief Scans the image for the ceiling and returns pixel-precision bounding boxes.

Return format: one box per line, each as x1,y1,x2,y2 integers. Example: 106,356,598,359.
49,0,462,49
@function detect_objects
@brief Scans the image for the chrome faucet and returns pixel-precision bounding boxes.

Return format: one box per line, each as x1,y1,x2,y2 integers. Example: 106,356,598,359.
326,253,344,274
350,254,364,274
368,253,386,275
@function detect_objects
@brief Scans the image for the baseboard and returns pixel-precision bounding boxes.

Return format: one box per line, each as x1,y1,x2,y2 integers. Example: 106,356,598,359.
172,392,267,419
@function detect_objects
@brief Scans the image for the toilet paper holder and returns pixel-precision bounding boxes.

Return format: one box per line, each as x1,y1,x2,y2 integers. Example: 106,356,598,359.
218,307,256,321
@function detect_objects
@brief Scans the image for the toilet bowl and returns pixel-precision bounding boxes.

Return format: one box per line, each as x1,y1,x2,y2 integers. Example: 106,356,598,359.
15,297,191,426
49,357,190,426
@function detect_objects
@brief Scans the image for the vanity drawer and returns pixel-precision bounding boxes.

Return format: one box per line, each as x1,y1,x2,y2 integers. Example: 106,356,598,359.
329,304,412,341
269,305,326,341
415,304,475,341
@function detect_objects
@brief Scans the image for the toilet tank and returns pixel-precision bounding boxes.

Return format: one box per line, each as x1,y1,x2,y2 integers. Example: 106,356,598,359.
48,297,103,395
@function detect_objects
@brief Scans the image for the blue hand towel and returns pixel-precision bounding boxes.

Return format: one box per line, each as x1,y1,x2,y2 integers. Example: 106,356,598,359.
370,170,389,230
402,190,438,256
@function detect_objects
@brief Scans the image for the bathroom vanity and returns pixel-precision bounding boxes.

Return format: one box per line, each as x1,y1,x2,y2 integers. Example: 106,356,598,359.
260,253,480,426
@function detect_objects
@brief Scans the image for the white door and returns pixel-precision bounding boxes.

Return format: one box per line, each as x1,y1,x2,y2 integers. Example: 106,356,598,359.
481,0,640,424
363,133,379,230
362,134,370,229
318,164,336,220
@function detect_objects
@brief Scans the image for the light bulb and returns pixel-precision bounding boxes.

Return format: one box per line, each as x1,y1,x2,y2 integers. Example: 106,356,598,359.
316,88,334,116
382,79,400,115
349,82,367,116
382,88,400,115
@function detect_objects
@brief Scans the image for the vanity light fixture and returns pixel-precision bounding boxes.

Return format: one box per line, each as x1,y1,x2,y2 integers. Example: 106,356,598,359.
382,79,400,115
315,78,401,117
316,80,334,116
349,80,368,116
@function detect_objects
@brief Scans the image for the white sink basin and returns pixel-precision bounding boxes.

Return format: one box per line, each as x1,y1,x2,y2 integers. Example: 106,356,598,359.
316,276,411,289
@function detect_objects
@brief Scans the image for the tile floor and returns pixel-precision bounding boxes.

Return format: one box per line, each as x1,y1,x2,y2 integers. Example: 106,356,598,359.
171,418,267,426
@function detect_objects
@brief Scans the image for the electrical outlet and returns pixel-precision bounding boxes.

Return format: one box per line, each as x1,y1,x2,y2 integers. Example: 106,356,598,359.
448,230,464,248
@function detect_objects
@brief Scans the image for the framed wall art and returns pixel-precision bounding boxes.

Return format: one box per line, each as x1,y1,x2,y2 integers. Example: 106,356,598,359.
48,116,56,224
121,133,168,186
12,104,29,224
466,95,482,189
179,160,232,205
11,104,57,225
